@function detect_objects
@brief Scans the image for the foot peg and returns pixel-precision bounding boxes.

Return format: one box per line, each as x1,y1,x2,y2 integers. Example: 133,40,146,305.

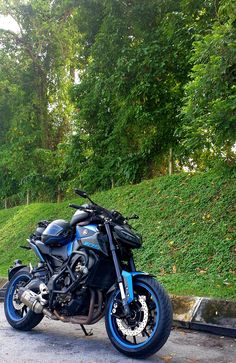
80,324,93,336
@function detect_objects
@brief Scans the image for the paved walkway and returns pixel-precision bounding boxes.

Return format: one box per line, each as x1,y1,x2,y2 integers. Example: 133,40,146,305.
0,304,235,363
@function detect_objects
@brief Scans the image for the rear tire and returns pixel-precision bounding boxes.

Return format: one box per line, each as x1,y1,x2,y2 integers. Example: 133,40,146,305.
105,275,172,359
4,270,44,331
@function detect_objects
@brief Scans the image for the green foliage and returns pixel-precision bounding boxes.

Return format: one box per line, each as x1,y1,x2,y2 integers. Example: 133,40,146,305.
0,171,235,299
0,0,235,205
180,0,236,167
70,0,233,191
71,0,196,191
0,0,77,205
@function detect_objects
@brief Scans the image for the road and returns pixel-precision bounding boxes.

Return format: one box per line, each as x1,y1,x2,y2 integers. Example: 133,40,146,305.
0,304,235,363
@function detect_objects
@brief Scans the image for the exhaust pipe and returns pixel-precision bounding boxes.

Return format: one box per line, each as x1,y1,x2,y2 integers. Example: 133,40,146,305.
18,288,56,320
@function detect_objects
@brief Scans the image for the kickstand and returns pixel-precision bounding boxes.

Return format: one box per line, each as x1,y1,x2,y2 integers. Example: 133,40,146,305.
80,324,93,336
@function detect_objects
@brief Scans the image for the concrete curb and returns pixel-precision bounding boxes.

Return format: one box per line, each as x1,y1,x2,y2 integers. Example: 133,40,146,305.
0,278,7,287
0,278,235,337
170,294,236,338
0,278,8,301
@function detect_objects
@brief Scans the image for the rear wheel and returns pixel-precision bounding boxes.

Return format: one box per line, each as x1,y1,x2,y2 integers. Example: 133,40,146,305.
4,270,44,331
105,276,172,359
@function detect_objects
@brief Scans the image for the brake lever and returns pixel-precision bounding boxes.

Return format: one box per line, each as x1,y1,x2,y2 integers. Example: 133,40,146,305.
20,245,31,250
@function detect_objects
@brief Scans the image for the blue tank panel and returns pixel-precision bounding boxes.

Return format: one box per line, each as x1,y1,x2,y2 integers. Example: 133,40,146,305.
76,224,102,251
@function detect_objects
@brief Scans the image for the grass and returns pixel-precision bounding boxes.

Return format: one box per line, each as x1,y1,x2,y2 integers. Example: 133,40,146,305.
0,170,235,299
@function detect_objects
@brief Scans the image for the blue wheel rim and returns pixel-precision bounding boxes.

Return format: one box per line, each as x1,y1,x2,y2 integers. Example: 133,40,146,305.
108,281,159,349
6,274,30,322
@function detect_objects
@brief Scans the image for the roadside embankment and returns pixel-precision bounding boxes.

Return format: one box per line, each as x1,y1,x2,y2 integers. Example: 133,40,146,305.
0,171,235,299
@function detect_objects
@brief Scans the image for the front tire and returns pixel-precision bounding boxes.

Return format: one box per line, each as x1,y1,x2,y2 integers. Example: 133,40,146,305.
4,270,44,331
105,276,172,359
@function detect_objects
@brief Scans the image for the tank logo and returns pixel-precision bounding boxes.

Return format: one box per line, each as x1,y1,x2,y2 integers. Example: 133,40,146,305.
82,229,88,236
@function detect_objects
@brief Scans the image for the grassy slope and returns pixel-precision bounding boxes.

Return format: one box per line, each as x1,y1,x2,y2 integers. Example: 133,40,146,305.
0,171,235,299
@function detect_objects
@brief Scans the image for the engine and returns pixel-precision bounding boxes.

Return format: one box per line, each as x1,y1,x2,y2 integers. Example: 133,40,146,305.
18,247,115,321
47,249,97,316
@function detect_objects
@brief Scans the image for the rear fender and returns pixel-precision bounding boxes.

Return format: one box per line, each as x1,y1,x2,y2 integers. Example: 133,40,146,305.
8,260,29,281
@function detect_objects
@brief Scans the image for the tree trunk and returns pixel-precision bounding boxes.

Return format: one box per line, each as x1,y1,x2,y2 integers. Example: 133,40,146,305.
38,71,50,149
57,186,62,203
70,66,75,83
4,198,7,209
26,190,30,205
111,178,115,189
169,147,174,175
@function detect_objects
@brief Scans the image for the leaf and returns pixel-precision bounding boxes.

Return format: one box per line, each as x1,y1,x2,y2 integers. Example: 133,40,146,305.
196,268,208,274
160,355,174,362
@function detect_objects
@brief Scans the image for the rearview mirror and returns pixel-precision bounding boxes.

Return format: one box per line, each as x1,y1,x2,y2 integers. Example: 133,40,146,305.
74,189,87,198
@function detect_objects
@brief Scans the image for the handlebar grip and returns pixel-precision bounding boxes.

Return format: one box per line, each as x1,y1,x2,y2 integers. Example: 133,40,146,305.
69,203,81,209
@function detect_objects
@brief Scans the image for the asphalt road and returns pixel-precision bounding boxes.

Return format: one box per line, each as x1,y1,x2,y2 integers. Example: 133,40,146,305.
0,304,235,363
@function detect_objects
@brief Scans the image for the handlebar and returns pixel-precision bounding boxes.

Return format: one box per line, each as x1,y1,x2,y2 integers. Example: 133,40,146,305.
69,203,84,210
69,202,113,218
69,202,138,224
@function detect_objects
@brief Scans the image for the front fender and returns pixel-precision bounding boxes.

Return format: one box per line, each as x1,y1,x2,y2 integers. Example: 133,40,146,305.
122,271,154,303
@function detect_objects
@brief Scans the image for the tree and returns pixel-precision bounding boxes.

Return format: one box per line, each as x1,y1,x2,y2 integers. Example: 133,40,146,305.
180,0,236,168
0,0,78,204
71,0,197,191
0,0,234,205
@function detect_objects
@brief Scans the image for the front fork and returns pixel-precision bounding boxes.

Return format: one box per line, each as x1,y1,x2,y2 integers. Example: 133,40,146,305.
104,221,135,316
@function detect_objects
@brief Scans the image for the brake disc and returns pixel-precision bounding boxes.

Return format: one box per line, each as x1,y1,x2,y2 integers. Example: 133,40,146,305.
13,289,24,310
116,295,149,337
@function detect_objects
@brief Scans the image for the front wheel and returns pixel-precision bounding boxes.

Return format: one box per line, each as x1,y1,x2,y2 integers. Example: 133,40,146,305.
4,270,44,331
105,276,172,359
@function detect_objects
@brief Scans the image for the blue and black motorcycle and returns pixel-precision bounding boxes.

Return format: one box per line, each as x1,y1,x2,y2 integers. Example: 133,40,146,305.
4,189,172,359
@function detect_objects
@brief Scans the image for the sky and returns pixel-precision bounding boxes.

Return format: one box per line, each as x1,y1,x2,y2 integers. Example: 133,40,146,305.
0,15,20,33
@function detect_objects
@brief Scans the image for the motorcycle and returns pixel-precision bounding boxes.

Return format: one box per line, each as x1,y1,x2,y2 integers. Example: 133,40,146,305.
4,189,172,359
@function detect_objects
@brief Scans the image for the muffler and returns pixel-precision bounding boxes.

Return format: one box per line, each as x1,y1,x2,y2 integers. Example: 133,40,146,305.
18,287,55,319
